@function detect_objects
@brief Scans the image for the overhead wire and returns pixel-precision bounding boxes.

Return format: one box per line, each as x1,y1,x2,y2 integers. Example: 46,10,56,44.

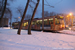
45,0,54,8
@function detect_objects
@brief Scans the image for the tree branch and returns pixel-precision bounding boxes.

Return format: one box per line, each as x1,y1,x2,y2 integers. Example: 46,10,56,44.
45,0,54,8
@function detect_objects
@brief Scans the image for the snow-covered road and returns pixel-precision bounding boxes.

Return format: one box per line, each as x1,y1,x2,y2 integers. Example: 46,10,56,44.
0,28,75,50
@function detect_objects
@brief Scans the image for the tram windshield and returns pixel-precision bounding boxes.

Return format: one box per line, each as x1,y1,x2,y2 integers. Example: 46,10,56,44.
55,18,65,25
60,20,65,25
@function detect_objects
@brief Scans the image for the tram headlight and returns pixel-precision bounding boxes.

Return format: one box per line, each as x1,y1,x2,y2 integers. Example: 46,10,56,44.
60,25,62,28
69,28,71,30
66,25,68,27
60,25,65,28
62,25,65,27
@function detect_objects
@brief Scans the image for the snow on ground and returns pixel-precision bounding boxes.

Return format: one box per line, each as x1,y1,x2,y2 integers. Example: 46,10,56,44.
0,28,75,50
0,27,11,29
59,30,75,35
71,26,75,31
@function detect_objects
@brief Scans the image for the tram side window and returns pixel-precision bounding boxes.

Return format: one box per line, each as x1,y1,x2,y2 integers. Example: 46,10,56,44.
44,19,48,25
36,20,42,25
13,23,19,26
49,20,53,24
32,21,36,25
23,22,28,27
49,18,53,24
23,23,26,26
36,20,39,25
39,20,42,25
44,21,47,25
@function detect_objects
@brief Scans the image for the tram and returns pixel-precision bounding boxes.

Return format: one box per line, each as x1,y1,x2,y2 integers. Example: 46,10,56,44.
12,16,65,31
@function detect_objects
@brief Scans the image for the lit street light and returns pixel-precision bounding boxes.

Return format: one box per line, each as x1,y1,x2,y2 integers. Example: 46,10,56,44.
18,17,20,21
66,13,73,27
67,15,69,17
18,17,20,19
69,13,72,16
69,13,73,27
68,13,73,27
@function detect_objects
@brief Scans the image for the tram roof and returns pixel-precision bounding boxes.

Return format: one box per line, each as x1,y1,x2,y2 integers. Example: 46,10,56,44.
23,16,64,22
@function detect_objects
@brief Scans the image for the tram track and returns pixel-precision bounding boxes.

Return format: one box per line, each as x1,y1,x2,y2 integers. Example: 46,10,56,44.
43,30,75,36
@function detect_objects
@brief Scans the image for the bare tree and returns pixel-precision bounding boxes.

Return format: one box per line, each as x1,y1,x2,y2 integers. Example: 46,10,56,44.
0,0,2,17
14,17,18,22
64,14,74,27
17,0,30,35
44,11,49,17
28,0,40,35
0,0,14,27
49,12,56,16
16,6,23,18
42,11,56,17
44,0,54,8
0,0,7,27
10,0,15,2
5,8,12,29
25,14,32,20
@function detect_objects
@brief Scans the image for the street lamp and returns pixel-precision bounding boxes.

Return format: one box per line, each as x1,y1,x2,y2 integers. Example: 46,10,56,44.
18,17,20,22
69,13,72,16
69,13,73,27
18,17,20,19
67,15,69,17
66,13,73,27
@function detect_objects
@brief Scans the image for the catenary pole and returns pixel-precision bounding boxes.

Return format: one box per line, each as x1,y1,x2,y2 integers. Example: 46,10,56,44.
42,0,44,31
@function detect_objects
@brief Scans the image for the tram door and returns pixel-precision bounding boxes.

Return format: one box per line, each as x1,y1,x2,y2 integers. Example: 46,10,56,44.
50,17,55,31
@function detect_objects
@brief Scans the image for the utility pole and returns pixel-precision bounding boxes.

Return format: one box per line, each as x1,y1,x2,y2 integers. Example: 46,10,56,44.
42,0,44,31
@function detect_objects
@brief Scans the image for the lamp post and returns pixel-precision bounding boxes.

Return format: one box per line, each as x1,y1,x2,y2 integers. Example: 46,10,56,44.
69,13,72,16
67,13,73,27
42,0,44,31
69,13,73,27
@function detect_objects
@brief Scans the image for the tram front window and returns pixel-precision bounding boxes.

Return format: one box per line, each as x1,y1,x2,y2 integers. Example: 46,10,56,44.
60,20,65,28
55,19,60,25
60,20,64,25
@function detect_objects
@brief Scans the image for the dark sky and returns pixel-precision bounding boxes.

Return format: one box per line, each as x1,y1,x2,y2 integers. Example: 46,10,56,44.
8,0,75,22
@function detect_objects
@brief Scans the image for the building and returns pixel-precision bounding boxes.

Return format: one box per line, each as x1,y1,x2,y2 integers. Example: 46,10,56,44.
0,18,8,27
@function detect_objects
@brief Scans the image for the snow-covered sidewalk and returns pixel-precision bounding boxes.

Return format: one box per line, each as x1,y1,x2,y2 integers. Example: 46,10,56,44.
0,28,75,50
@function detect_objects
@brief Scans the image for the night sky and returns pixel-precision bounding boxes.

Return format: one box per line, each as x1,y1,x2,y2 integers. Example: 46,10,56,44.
8,0,75,22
